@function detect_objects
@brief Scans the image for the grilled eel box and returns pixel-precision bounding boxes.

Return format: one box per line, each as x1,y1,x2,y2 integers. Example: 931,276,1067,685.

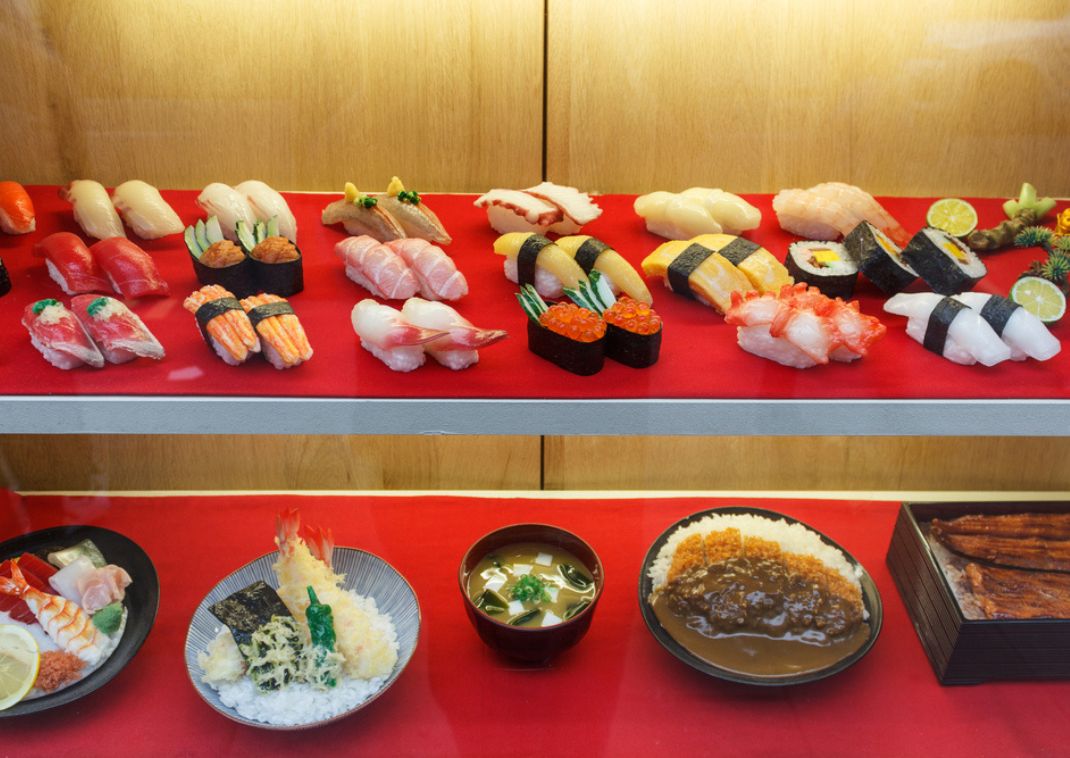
886,501,1070,685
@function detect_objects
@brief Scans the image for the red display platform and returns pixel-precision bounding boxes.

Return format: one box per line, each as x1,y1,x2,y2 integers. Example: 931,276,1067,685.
3,493,1069,756
0,187,1067,400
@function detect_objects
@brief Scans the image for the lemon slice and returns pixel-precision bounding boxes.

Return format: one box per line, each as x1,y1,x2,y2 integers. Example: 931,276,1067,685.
927,198,978,237
0,624,40,711
1011,276,1067,324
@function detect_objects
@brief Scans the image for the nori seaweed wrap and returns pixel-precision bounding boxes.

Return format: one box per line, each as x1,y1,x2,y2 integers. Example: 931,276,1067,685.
845,221,917,295
526,318,605,376
901,228,986,296
185,217,257,298
602,297,662,368
209,580,291,648
0,257,10,297
238,218,304,297
785,241,858,300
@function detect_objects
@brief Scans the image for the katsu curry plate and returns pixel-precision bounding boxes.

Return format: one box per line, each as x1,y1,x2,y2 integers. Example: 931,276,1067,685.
639,507,881,685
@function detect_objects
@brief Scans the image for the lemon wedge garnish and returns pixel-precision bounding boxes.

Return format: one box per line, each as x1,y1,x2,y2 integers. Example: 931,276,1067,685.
0,624,40,711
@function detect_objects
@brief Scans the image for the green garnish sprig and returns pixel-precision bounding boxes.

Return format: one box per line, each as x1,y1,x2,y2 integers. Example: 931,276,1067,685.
510,573,550,604
563,270,616,315
1014,226,1053,250
359,196,377,208
397,189,420,205
516,284,549,324
32,299,58,315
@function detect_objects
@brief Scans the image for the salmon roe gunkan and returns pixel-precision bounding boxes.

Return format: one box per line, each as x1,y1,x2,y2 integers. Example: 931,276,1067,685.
539,303,606,342
604,297,661,335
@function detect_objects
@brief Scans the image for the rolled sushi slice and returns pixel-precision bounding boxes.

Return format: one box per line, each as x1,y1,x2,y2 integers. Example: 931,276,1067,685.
554,234,653,304
322,183,405,242
111,180,184,239
351,299,448,372
240,293,313,370
690,233,792,294
493,232,588,299
22,298,105,370
517,284,605,375
183,284,261,365
90,237,169,298
34,232,111,295
953,292,1060,362
564,271,661,368
901,228,986,295
883,292,1011,366
60,180,126,240
640,239,753,313
374,177,452,245
70,294,165,364
335,235,419,300
237,218,304,297
844,221,917,295
785,241,857,300
184,216,255,298
400,297,507,370
209,580,291,649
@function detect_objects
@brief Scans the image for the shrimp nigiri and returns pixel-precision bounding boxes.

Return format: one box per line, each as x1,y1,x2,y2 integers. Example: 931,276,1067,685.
385,238,468,301
773,183,910,247
336,235,419,300
401,298,507,370
350,299,447,372
0,181,36,234
184,284,260,365
111,180,184,239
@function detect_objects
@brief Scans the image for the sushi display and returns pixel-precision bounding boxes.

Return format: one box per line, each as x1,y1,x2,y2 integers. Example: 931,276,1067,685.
240,294,313,370
475,182,602,236
322,179,450,244
0,537,134,708
901,228,987,295
554,235,653,304
34,232,110,295
493,232,587,299
183,285,261,366
90,237,169,298
633,188,761,239
110,180,183,239
773,182,911,247
336,236,419,300
0,181,36,235
69,295,165,364
565,271,662,368
184,217,255,297
844,221,917,295
724,283,886,369
236,218,304,297
641,238,754,313
385,238,468,301
60,180,125,240
22,299,105,370
785,241,858,300
399,298,507,370
234,180,298,243
374,177,451,245
197,183,257,243
967,182,1056,252
517,284,605,375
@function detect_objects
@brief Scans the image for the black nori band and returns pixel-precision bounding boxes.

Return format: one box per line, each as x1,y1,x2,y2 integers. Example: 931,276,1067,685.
717,237,761,266
246,301,295,331
194,297,243,343
978,295,1021,337
667,244,715,298
517,235,554,287
574,238,609,273
922,297,968,354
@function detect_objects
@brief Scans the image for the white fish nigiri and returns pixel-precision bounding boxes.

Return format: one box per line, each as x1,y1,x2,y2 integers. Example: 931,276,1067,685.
350,299,448,372
385,238,468,301
336,236,419,299
400,298,507,370
111,180,184,239
60,180,126,240
197,183,257,242
234,180,297,242
883,292,1012,366
634,188,761,240
953,292,1061,362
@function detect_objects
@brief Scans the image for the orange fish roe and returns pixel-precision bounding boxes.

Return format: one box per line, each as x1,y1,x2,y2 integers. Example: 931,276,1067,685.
605,296,662,335
538,303,606,343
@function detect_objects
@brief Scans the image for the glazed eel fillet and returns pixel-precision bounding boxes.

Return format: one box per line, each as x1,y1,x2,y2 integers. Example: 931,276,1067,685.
965,562,1070,619
932,514,1070,573
931,513,1070,540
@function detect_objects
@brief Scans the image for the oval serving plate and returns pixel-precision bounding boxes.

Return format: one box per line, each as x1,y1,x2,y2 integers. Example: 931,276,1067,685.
0,525,159,716
185,547,420,730
638,506,882,687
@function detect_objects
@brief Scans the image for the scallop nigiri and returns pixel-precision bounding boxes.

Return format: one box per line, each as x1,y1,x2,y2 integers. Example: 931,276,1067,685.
385,238,467,301
34,232,111,295
110,180,183,239
235,180,297,243
70,294,165,364
335,235,419,300
61,180,126,240
197,183,257,242
400,298,507,370
322,183,405,241
0,181,36,234
493,232,587,299
22,298,105,370
350,299,447,372
555,235,652,304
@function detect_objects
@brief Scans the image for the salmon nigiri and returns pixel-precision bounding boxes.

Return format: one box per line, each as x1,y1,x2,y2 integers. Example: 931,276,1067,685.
0,181,35,234
335,235,418,300
385,238,468,301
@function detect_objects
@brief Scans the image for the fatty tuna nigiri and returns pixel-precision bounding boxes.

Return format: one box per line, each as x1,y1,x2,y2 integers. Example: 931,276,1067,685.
71,294,165,363
400,298,506,370
22,298,105,369
335,235,419,300
0,181,36,234
351,299,447,372
60,180,126,240
34,232,111,295
90,237,169,298
385,238,468,301
111,180,184,239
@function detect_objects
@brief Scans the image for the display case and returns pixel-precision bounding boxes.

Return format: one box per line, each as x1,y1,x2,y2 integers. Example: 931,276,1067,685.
2,1,1069,754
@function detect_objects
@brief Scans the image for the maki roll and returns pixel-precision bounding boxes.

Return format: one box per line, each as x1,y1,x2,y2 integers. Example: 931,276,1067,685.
785,241,858,299
565,271,662,368
237,217,304,296
901,228,986,295
183,284,261,365
240,293,313,370
844,221,917,295
0,257,10,297
690,234,793,294
517,284,604,375
184,217,256,298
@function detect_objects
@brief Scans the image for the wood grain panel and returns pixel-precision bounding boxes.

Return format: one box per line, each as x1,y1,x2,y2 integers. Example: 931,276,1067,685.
0,0,543,191
0,435,540,491
547,0,1070,196
543,436,1070,492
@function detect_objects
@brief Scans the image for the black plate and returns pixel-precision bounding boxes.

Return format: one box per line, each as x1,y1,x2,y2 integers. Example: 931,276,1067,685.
638,506,882,686
0,525,159,716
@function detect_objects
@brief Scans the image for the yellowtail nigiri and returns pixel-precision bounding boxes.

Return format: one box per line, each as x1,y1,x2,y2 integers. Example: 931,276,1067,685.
374,176,451,245
641,240,753,313
492,232,587,299
689,234,793,294
554,235,653,305
322,183,405,242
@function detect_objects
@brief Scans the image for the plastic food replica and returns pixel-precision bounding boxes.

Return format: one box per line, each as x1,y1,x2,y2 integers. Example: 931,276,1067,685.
323,179,451,244
475,182,602,236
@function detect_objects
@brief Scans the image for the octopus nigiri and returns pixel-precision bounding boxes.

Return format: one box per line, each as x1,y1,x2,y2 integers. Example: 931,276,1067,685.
111,180,184,239
336,235,419,300
60,180,126,240
385,238,468,301
350,299,447,372
22,299,105,370
400,298,507,370
0,181,36,234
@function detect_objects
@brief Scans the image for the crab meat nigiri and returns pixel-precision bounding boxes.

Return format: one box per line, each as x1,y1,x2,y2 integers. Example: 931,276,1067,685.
400,298,507,370
350,299,447,372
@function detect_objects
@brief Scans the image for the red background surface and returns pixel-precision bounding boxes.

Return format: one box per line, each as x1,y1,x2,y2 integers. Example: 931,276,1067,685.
3,493,1069,757
0,187,1067,399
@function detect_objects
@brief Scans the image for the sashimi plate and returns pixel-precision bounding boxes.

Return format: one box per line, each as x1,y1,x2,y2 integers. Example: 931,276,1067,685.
0,525,159,716
184,547,420,730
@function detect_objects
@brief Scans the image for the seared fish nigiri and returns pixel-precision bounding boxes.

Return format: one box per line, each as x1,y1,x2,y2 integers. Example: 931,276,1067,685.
374,176,451,245
322,183,405,242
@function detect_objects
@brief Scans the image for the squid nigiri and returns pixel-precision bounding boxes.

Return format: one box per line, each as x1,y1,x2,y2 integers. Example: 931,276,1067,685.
385,238,467,301
22,298,105,369
240,293,313,369
184,284,260,365
34,232,111,295
235,180,297,243
400,298,507,370
351,299,448,372
952,292,1060,362
322,183,405,241
70,294,165,364
493,232,588,299
111,180,184,239
90,238,168,298
197,183,257,242
60,180,126,240
335,235,419,300
0,181,36,234
554,235,653,304
375,177,451,244
641,239,753,313
883,292,1011,366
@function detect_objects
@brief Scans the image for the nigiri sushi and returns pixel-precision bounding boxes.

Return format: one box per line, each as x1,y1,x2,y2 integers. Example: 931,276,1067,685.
240,293,313,369
110,180,183,239
523,182,602,234
90,237,169,298
634,188,761,239
517,285,605,375
385,238,467,301
400,298,506,370
952,292,1060,362
350,299,447,372
493,232,588,299
234,180,297,243
0,180,36,234
61,180,126,240
70,294,165,364
22,298,105,369
773,183,910,247
883,292,1011,366
335,235,419,299
197,183,257,242
690,233,793,294
34,232,111,295
374,177,451,244
474,183,602,235
237,218,303,296
641,239,753,313
183,285,260,365
554,235,653,304
322,183,405,241
810,182,910,248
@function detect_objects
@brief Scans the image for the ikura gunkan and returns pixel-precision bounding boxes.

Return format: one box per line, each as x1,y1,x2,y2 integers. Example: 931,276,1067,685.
468,543,596,628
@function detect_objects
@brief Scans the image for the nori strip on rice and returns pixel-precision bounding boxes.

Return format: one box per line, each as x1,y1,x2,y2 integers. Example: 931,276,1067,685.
246,300,295,331
922,297,968,355
194,296,243,344
0,258,10,297
667,243,716,298
978,295,1021,337
901,229,985,295
209,580,292,648
716,237,761,266
574,238,610,273
517,235,555,288
527,319,604,376
189,251,256,299
844,221,917,295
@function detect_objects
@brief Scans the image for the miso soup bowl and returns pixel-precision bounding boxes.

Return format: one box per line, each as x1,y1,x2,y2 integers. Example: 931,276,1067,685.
459,523,605,663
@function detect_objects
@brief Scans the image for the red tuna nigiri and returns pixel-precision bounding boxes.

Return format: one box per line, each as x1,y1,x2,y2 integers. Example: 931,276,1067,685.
34,232,111,295
0,558,51,625
0,181,36,235
22,298,105,369
90,237,169,298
